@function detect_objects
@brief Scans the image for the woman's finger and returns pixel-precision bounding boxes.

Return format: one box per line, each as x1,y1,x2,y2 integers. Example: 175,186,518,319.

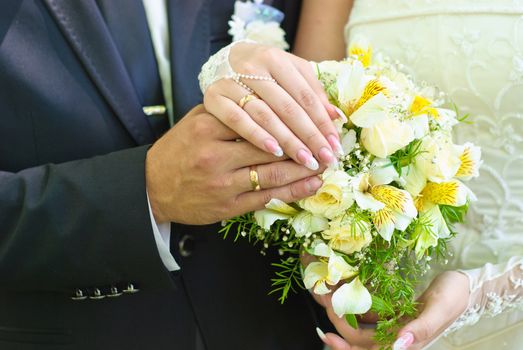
217,79,323,170
204,84,283,157
290,54,340,121
248,79,338,167
268,56,343,154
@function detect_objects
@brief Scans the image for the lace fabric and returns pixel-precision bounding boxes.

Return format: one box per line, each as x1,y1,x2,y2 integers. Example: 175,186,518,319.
347,1,523,348
198,40,244,94
446,257,523,335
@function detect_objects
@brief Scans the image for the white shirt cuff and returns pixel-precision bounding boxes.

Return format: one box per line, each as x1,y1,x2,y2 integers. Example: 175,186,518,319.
146,193,180,271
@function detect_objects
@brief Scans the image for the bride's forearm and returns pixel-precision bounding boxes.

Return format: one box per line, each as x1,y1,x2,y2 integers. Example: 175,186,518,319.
293,0,354,61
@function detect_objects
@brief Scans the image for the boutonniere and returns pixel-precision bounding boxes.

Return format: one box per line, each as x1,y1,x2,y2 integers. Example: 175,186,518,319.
228,0,289,50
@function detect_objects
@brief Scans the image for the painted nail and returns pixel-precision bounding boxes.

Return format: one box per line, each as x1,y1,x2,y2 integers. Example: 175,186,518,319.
315,327,327,342
264,139,284,157
333,105,348,122
306,177,323,193
328,134,344,157
318,147,338,167
297,149,319,171
393,332,414,350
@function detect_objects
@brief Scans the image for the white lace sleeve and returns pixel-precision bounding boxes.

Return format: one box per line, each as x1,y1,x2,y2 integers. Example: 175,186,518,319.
444,256,523,336
197,39,254,94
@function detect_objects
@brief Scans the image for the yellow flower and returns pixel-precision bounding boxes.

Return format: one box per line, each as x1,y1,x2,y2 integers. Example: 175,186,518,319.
353,159,417,241
455,142,482,181
300,169,354,220
348,36,372,67
322,215,372,255
410,95,439,118
413,179,477,256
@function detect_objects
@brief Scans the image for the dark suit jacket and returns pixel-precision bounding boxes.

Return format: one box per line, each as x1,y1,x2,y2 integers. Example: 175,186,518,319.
0,0,322,349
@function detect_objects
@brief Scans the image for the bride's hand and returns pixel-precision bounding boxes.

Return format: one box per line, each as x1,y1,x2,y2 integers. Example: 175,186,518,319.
204,42,342,171
318,271,471,350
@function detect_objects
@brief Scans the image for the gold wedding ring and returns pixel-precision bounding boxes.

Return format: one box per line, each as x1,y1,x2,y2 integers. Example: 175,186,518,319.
249,166,261,192
238,93,260,109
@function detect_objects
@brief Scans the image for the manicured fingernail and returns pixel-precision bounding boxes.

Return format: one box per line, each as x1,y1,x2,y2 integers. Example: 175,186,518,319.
297,149,319,170
328,134,344,157
264,139,284,157
315,327,327,342
327,104,338,119
333,106,348,122
318,147,337,167
393,332,414,350
306,177,323,193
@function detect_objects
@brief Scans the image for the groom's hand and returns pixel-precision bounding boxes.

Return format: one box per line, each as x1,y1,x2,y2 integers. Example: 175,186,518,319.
146,105,324,225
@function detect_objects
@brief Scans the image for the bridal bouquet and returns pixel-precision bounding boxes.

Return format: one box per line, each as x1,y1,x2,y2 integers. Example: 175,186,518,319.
221,38,481,346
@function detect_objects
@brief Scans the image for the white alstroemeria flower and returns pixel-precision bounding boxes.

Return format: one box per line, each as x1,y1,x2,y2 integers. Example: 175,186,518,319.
413,204,442,259
337,60,369,111
310,240,332,258
454,142,482,181
336,60,413,158
254,198,299,230
322,214,372,255
331,277,372,317
415,133,461,183
353,159,417,241
299,169,354,220
316,60,346,78
413,179,477,250
409,95,458,130
291,211,329,238
303,251,357,295
405,113,430,140
348,35,372,67
350,93,414,158
434,108,459,129
401,162,428,198
417,179,476,211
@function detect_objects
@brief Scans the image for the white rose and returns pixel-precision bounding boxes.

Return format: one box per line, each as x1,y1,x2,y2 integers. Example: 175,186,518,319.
299,169,354,219
322,215,372,255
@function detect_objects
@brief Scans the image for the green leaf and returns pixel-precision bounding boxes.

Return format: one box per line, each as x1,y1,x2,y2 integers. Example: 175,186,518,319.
439,203,469,224
345,314,359,329
371,295,395,316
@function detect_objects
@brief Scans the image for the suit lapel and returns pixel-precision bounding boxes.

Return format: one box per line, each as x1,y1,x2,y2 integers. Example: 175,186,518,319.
168,0,211,121
43,0,155,145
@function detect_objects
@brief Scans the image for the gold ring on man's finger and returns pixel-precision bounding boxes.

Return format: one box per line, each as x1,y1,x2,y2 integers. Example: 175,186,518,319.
249,166,261,192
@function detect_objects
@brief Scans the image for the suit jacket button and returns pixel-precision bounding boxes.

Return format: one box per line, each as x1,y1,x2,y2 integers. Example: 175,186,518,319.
71,289,87,301
179,234,195,257
89,288,106,300
107,286,122,298
123,283,139,294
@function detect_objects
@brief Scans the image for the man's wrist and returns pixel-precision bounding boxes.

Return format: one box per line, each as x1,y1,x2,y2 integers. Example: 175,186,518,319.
145,148,169,224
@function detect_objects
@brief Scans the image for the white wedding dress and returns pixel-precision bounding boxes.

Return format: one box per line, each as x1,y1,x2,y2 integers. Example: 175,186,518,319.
346,1,523,349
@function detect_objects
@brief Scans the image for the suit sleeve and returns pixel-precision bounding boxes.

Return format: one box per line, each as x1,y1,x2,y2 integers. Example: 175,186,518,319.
0,145,174,293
